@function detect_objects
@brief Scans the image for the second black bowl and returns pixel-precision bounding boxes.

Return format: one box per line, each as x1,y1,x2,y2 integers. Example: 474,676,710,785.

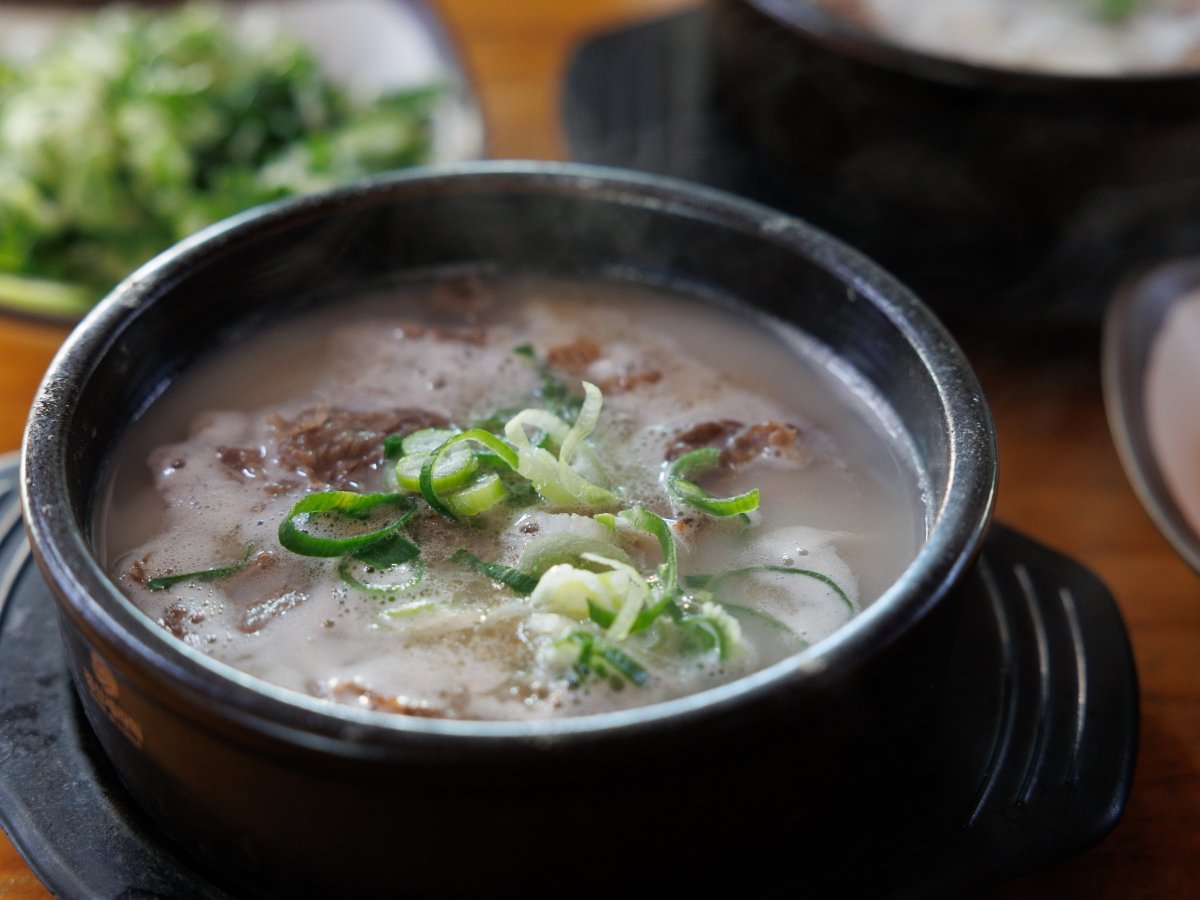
710,0,1200,330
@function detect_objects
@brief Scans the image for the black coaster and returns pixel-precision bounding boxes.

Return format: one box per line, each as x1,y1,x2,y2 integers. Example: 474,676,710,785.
0,451,1136,898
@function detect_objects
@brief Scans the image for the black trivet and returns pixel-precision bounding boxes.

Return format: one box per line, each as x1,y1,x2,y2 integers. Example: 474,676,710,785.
0,452,1136,898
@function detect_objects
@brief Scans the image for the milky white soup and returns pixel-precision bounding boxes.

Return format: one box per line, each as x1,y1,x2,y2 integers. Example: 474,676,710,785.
100,279,926,720
812,0,1200,75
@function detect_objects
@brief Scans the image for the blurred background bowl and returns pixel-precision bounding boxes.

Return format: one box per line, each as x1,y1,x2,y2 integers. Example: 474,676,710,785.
709,0,1200,332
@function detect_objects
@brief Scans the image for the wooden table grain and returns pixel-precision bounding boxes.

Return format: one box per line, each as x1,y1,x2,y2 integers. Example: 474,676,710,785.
2,1,1198,897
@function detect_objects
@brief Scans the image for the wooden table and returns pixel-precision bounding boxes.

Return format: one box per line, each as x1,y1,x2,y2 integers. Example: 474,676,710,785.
2,1,1198,896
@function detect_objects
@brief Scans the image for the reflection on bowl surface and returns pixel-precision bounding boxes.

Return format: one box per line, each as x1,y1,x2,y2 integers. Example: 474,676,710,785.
21,162,995,896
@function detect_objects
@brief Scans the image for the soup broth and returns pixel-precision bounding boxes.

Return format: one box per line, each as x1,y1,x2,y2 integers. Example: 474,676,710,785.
101,278,926,720
813,0,1200,75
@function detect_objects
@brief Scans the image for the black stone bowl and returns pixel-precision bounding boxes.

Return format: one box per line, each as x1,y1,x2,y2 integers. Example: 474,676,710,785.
21,162,996,898
709,0,1200,331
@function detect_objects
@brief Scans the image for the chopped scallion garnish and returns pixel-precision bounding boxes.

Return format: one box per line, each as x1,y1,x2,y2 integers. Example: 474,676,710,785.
503,385,617,509
688,565,854,612
278,491,417,557
147,543,256,591
338,532,425,596
517,533,633,578
677,602,743,660
667,447,760,517
555,629,648,686
617,507,678,596
416,428,521,519
451,549,539,595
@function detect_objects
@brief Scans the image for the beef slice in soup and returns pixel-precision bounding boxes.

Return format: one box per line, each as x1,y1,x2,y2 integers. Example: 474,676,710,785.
104,281,924,720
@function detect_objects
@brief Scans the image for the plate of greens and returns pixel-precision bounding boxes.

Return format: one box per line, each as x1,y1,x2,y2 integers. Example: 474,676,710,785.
0,0,484,320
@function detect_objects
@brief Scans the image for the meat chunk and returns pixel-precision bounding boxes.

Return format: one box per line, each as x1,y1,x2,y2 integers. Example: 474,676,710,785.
269,406,447,490
429,276,492,322
318,678,449,718
598,369,662,394
665,419,743,461
547,337,601,373
722,421,803,466
395,322,487,346
124,557,149,587
217,445,267,482
666,419,811,468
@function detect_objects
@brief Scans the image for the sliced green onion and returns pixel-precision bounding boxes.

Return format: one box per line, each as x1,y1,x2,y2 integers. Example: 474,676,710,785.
678,616,724,656
678,602,743,660
518,533,633,578
147,543,255,591
444,472,507,517
383,601,436,618
579,552,647,642
1096,0,1139,22
382,433,406,461
629,591,676,635
451,549,539,595
667,447,760,517
419,429,520,519
558,629,647,686
721,603,807,650
558,381,602,468
349,532,420,568
587,598,616,628
398,427,483,499
278,491,417,557
504,382,616,509
617,507,678,596
338,540,425,596
691,565,854,612
595,640,647,685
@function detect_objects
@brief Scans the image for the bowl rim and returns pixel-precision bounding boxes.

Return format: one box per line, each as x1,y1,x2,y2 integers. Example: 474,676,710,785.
743,0,1200,91
1103,258,1200,577
21,160,997,746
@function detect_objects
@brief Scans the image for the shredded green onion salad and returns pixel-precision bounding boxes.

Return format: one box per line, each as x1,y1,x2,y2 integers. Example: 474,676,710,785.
0,2,439,316
148,374,854,690
1095,0,1140,22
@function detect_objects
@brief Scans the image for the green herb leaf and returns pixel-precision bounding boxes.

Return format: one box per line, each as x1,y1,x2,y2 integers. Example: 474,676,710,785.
667,447,760,517
690,565,854,612
147,543,255,591
1095,0,1139,22
338,533,425,596
557,629,647,686
278,491,417,557
451,549,539,595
